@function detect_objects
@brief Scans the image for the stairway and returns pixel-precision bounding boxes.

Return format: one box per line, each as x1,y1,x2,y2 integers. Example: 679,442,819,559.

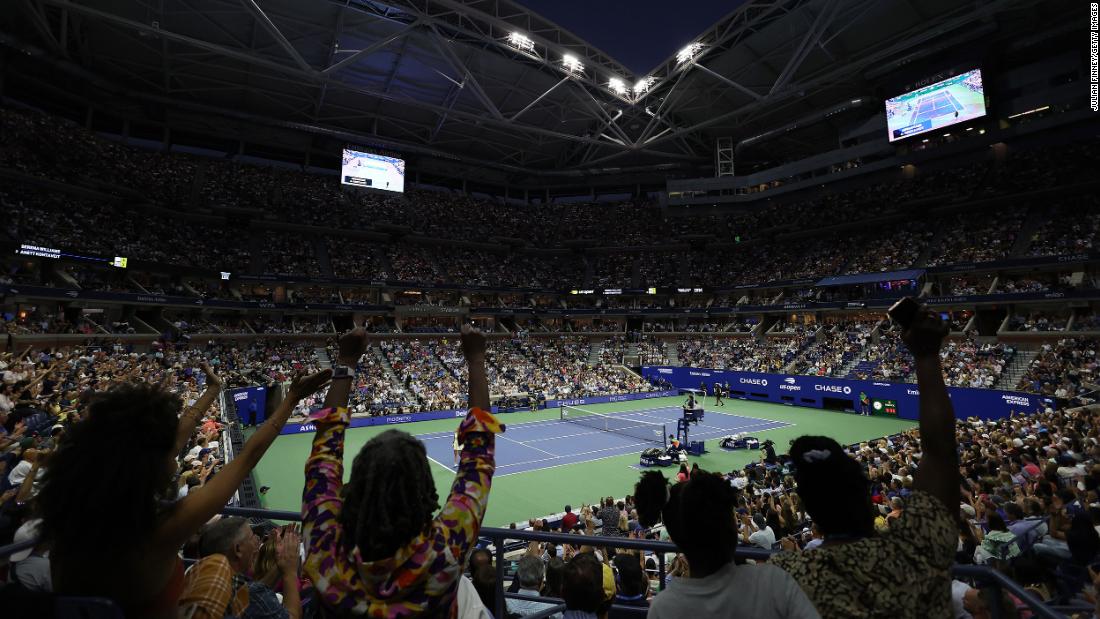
377,248,394,280
664,339,680,366
783,326,824,373
624,340,641,366
582,255,595,287
587,338,605,364
994,347,1040,390
915,224,950,267
836,350,870,378
315,347,333,370
1009,206,1048,257
246,233,266,275
373,342,407,394
315,238,335,277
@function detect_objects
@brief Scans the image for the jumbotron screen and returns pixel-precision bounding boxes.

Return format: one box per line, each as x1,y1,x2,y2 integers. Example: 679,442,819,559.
340,148,406,193
885,69,986,142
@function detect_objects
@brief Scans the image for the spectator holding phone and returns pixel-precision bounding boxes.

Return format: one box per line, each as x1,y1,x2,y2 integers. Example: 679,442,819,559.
770,302,958,617
301,325,503,616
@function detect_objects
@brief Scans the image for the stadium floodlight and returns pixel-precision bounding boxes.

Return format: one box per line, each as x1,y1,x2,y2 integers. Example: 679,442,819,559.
609,78,627,95
562,54,584,75
634,77,655,94
507,32,534,52
676,42,703,65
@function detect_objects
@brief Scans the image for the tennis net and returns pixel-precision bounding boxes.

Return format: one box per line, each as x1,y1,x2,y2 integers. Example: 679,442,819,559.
559,405,667,449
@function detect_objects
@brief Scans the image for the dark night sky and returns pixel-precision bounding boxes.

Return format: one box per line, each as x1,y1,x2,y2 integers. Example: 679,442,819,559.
516,0,746,75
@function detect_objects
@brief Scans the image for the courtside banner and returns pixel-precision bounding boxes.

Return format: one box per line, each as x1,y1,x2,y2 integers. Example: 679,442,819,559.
639,366,1052,421
544,389,678,410
277,389,678,435
281,408,468,435
228,386,269,426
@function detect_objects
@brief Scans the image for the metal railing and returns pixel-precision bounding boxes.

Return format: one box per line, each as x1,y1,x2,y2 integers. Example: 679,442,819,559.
0,506,1070,619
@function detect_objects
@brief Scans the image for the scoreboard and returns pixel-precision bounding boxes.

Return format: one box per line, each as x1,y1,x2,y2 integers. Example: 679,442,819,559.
871,398,898,416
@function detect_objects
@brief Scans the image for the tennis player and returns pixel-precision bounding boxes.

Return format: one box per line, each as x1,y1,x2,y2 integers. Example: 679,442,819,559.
453,430,462,466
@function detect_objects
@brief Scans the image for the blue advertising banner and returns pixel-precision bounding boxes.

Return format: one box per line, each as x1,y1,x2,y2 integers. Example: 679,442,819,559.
639,366,1052,422
276,390,680,435
544,389,679,410
229,386,269,426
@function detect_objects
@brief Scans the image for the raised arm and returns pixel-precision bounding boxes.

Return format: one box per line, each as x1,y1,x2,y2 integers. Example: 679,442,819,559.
439,325,502,561
15,450,43,503
20,355,65,396
173,363,223,455
464,326,490,411
902,306,959,512
155,368,332,550
276,525,303,619
300,329,370,612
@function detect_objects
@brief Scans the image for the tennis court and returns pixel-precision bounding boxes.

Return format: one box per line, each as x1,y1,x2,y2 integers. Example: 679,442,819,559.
909,89,965,124
252,395,916,526
417,404,791,476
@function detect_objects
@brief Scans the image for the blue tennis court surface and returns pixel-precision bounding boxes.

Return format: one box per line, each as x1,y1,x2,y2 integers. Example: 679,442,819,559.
417,406,791,476
910,89,964,124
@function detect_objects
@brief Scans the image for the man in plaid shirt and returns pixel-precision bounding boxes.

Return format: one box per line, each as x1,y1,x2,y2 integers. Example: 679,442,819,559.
179,517,302,619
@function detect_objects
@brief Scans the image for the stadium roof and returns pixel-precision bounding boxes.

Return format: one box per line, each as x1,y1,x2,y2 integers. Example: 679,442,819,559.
1,0,1057,183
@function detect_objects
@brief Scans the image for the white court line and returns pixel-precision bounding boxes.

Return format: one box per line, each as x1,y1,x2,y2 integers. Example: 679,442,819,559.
418,417,656,446
426,453,456,473
576,403,795,429
522,428,626,444
623,410,735,435
497,434,557,457
408,405,671,441
606,406,788,437
494,421,791,477
700,405,802,426
407,398,686,441
493,420,790,475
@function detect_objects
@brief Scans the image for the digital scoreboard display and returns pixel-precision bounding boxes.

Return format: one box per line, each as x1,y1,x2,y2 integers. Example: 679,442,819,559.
16,244,127,268
871,398,898,416
341,148,406,193
885,69,986,142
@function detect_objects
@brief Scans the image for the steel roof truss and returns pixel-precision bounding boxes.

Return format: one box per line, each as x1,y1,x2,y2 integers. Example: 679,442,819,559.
239,0,312,71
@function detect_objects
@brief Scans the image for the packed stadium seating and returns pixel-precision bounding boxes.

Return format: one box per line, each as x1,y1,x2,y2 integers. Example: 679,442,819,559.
2,93,1100,618
4,107,1100,292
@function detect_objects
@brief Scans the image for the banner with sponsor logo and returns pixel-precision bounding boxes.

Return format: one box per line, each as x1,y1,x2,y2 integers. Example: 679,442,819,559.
639,367,1051,421
228,386,269,426
279,407,468,435
276,390,679,435
544,390,678,410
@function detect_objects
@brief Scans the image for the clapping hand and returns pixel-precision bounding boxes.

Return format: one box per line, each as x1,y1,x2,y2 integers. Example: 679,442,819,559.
201,362,223,389
337,327,369,365
275,524,302,575
286,369,333,403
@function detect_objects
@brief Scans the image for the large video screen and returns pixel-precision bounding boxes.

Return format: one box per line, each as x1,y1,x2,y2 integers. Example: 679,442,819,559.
341,148,405,193
885,69,986,142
